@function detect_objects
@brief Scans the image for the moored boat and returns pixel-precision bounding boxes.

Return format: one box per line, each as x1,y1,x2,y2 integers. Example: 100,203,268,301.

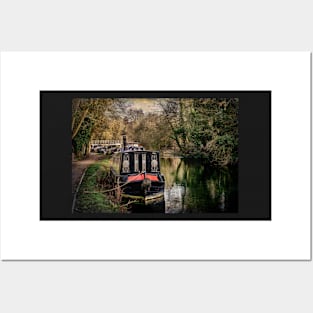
110,147,165,203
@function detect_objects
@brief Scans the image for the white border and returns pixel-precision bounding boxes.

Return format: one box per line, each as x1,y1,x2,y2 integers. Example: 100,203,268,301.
0,52,311,260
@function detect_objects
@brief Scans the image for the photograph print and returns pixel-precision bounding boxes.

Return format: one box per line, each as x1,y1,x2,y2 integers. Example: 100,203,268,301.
71,96,239,215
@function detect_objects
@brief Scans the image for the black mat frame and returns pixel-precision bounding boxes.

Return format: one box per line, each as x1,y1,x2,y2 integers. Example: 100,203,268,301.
40,91,271,220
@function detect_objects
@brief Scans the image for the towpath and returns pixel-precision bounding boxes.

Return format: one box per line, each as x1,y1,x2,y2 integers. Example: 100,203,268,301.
72,153,105,197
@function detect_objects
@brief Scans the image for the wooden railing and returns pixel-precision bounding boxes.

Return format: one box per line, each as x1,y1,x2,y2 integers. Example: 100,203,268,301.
91,139,121,145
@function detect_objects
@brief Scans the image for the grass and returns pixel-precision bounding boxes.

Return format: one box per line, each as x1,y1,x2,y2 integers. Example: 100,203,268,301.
75,158,121,213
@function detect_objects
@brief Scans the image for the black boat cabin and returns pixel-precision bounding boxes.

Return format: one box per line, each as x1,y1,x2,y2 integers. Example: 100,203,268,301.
111,150,165,201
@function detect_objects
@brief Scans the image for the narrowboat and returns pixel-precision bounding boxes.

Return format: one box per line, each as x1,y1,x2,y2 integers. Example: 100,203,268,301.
110,148,165,203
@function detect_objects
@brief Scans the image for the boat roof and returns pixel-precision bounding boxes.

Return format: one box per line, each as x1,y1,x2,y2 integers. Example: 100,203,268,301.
122,149,160,153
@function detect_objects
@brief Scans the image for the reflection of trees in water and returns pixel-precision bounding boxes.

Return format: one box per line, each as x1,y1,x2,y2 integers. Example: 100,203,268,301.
162,158,185,213
162,157,182,187
161,158,237,213
204,168,232,212
164,184,186,213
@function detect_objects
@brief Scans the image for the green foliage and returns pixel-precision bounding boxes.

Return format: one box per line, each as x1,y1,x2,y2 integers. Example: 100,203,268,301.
159,98,239,166
72,98,129,158
72,117,93,159
76,161,120,213
72,97,239,167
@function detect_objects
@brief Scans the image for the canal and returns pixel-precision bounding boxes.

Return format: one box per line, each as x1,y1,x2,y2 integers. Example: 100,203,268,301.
131,157,238,214
162,157,238,214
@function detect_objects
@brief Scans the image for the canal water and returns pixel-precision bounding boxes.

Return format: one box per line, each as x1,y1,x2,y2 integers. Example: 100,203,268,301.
161,158,238,214
131,157,238,214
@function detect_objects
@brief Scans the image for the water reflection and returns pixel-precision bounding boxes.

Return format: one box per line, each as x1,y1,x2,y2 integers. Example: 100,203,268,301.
164,184,186,213
161,158,238,214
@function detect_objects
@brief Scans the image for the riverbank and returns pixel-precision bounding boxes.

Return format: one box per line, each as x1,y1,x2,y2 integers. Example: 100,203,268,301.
73,156,126,213
72,153,106,197
74,159,111,213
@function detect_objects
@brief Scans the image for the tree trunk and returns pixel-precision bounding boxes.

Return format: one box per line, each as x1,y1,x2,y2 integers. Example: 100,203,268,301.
72,108,89,139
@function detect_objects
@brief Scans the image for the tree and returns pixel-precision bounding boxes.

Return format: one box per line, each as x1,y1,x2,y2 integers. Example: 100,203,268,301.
72,98,124,157
158,98,239,166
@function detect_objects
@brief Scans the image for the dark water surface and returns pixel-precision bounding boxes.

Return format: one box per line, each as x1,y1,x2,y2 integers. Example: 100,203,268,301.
131,157,238,214
162,158,238,214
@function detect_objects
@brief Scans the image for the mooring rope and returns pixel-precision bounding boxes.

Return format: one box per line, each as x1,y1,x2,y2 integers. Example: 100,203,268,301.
83,172,145,194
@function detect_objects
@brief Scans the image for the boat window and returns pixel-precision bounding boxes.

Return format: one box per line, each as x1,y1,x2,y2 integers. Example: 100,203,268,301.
122,153,130,173
134,153,139,172
151,153,158,172
142,153,146,172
